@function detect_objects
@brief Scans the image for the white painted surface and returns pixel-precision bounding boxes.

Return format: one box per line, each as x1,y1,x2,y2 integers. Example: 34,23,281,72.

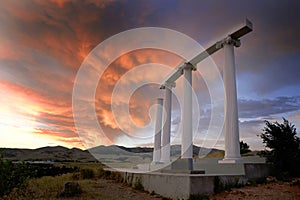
152,98,163,163
182,65,193,160
161,87,172,163
221,40,241,163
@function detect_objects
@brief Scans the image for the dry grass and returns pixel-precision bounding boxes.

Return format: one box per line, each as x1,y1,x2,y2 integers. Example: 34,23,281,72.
1,163,160,200
3,173,72,199
204,151,225,158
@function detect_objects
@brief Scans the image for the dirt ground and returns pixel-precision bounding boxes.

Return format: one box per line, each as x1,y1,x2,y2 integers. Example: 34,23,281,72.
77,178,300,200
60,177,300,200
210,179,300,200
62,178,163,200
92,179,162,200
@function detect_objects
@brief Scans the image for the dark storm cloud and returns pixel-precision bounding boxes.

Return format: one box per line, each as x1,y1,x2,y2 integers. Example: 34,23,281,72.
239,96,300,118
230,1,300,94
141,1,300,95
2,0,299,94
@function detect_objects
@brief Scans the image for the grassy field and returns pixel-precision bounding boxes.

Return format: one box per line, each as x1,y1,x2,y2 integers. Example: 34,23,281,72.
1,163,162,200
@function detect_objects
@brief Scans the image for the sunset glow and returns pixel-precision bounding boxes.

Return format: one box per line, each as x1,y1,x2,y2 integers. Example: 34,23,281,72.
1,0,300,150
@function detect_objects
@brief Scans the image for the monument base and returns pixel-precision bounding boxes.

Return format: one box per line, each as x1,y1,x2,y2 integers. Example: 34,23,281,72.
160,169,205,174
171,158,194,170
106,156,271,199
118,162,271,199
218,158,243,164
151,161,163,165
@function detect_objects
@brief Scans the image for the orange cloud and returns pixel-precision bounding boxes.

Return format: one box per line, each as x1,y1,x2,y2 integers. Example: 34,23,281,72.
92,49,182,139
0,79,83,148
49,0,69,8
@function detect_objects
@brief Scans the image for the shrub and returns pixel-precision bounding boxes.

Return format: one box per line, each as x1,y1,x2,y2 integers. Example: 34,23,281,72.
80,168,95,179
0,154,35,197
57,181,82,197
11,173,73,199
133,178,144,191
259,118,300,179
240,141,251,154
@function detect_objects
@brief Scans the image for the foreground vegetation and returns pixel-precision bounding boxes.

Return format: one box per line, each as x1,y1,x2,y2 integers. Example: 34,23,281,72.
0,154,79,197
0,162,160,200
0,162,125,199
259,118,300,179
4,166,94,199
0,156,34,197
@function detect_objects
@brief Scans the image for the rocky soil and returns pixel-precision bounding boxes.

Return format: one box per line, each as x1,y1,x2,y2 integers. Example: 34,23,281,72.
211,178,300,200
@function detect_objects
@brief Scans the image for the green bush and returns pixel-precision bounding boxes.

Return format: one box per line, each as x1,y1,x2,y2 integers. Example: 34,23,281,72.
259,118,300,179
0,153,35,196
240,141,251,154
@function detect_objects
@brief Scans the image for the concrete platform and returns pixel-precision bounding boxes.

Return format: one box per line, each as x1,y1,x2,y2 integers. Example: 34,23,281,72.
160,169,205,174
106,157,271,199
120,170,250,199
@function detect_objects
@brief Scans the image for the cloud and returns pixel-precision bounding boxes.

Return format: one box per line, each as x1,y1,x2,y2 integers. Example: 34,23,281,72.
1,0,300,149
239,96,300,118
0,80,82,147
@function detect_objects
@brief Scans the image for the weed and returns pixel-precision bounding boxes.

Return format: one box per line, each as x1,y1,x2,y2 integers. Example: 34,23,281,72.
214,176,246,193
72,171,81,180
133,178,144,191
57,181,82,197
80,168,95,179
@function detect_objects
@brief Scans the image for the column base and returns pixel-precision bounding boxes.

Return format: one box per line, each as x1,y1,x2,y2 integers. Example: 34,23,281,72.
159,160,171,165
218,158,243,164
171,158,193,170
151,161,163,165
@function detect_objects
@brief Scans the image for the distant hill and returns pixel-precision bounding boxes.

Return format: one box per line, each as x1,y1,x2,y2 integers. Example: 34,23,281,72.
1,145,225,162
1,146,97,162
89,144,223,157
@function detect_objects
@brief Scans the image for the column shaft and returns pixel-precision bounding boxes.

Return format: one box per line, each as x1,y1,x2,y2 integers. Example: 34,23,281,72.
160,87,172,163
152,98,163,163
223,42,241,162
182,66,193,166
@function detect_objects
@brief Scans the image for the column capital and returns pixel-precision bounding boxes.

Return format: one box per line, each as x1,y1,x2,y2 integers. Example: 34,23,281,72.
217,36,241,48
160,81,176,89
183,62,197,71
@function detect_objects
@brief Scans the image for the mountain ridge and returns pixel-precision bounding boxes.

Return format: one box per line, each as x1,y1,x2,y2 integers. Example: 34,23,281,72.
1,144,224,162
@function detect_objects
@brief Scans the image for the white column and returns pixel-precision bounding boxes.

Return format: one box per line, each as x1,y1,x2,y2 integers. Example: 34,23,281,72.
182,64,193,170
220,37,241,163
152,98,163,163
160,86,172,163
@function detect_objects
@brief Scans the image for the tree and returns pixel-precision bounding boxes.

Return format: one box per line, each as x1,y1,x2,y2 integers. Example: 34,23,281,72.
260,118,300,178
240,141,251,154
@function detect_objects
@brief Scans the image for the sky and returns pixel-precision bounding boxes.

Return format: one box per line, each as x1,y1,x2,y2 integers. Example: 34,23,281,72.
0,0,299,150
